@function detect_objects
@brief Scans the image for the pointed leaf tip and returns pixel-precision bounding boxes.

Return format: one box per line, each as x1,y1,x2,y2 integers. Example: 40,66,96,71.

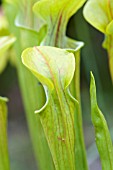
90,72,97,107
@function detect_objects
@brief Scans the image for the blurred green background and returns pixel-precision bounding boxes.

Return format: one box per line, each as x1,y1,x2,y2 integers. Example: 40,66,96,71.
0,1,113,170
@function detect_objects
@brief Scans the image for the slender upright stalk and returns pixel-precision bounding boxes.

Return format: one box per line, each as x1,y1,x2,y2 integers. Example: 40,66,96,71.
71,51,88,170
0,97,10,170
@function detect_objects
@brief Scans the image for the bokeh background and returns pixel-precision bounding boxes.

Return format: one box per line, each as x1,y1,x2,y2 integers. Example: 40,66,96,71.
0,1,113,170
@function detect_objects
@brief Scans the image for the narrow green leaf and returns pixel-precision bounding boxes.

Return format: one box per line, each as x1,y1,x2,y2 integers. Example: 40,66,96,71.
0,97,10,170
0,35,16,73
22,46,77,170
90,72,113,170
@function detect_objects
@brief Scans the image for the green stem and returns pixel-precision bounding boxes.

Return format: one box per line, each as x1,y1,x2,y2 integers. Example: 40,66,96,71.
107,35,113,82
0,97,10,170
39,89,75,170
70,51,88,170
